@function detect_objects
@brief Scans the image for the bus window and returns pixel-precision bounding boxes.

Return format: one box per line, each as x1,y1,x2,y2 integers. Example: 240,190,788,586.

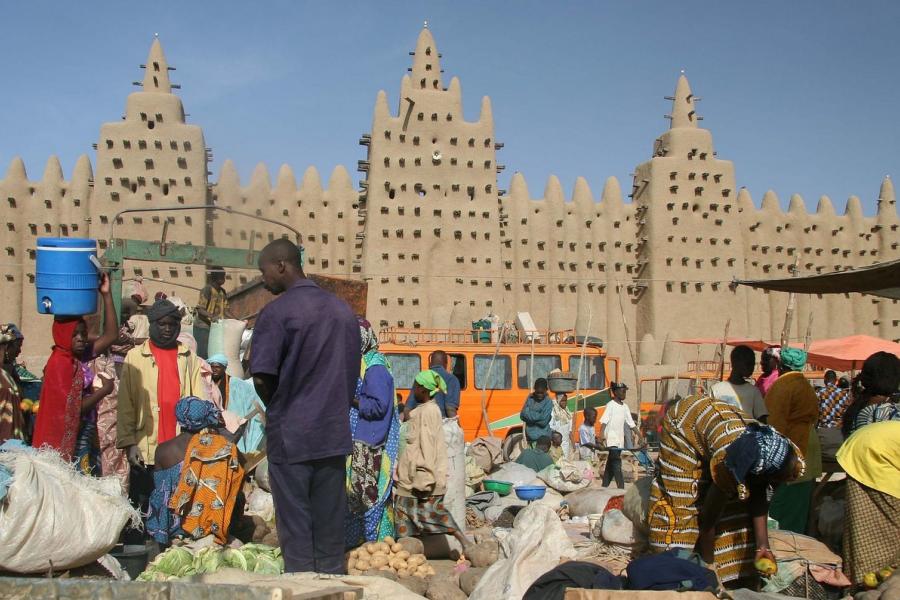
517,355,562,389
449,353,467,389
570,355,606,389
474,354,512,389
386,353,421,389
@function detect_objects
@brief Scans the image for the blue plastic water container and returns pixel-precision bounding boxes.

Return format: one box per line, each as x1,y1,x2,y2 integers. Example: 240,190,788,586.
35,237,99,316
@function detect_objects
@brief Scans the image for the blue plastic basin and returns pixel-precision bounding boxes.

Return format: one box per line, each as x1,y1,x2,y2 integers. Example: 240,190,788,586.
514,485,547,501
35,237,99,316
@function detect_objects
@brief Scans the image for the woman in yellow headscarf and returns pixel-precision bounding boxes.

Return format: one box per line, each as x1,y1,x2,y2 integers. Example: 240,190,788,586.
393,370,470,555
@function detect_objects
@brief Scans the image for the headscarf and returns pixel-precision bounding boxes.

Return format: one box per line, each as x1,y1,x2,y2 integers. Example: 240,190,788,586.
0,324,16,345
414,369,447,397
762,347,780,362
148,299,182,349
4,323,23,341
779,347,807,372
358,317,378,354
725,423,796,500
32,317,86,460
207,354,229,368
357,316,388,369
175,396,221,433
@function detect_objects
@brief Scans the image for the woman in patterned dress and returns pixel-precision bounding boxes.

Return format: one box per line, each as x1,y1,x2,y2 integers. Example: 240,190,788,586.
345,318,400,547
648,395,803,585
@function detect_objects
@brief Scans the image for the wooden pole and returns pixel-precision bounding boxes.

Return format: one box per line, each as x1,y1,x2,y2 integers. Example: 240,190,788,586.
803,311,814,352
617,283,640,409
780,258,801,348
717,319,732,382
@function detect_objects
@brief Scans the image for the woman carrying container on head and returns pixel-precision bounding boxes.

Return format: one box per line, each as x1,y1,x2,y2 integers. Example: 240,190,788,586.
394,370,470,556
32,274,118,463
648,395,804,587
345,318,400,547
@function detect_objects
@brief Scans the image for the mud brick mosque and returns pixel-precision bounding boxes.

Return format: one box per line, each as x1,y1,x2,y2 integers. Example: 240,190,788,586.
2,26,898,386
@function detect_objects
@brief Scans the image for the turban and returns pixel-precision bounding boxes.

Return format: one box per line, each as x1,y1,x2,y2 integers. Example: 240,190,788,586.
780,347,807,372
415,370,447,397
175,396,221,432
147,299,182,349
207,354,229,368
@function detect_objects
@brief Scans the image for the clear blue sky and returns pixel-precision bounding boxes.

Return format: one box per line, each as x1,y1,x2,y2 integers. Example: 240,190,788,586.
2,1,899,214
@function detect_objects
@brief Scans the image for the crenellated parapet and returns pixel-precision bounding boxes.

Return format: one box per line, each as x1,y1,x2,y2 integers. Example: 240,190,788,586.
210,161,360,286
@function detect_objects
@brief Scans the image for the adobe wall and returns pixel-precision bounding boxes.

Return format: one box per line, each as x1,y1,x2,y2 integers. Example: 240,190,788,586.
1,28,898,390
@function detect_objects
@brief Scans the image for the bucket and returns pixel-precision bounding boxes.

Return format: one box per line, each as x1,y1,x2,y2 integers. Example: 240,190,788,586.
109,543,150,580
35,237,99,316
587,513,604,540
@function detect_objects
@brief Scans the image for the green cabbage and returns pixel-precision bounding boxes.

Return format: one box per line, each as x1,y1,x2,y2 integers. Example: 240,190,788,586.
153,547,194,576
222,548,248,571
194,546,225,574
253,553,282,575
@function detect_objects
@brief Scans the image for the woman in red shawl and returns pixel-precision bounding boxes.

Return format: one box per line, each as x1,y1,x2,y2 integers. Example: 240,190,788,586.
32,273,119,460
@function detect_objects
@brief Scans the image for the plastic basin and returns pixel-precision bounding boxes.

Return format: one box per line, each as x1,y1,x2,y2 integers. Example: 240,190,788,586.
514,485,547,501
483,479,513,496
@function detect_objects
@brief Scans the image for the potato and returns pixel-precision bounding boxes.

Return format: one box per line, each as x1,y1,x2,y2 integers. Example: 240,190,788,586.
348,568,361,576
391,543,403,553
379,565,393,572
397,567,411,577
384,536,396,546
356,560,371,571
347,558,357,570
371,555,389,568
389,558,407,571
408,554,426,567
396,550,411,561
365,543,378,554
414,571,427,579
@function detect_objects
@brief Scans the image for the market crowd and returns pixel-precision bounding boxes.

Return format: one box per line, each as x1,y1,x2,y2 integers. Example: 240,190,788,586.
1,237,898,590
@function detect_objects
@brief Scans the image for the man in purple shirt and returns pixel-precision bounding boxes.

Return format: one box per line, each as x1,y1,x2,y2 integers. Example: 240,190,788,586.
251,238,360,574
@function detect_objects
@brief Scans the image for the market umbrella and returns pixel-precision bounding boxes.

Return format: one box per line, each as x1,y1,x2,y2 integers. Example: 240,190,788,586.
805,334,900,371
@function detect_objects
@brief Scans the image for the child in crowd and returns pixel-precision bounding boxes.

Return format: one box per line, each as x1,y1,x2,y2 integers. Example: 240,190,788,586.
549,431,565,463
578,407,603,459
516,435,555,472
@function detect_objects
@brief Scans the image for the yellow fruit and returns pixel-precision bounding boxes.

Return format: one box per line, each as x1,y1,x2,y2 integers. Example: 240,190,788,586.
31,403,39,413
877,568,893,582
863,572,879,589
754,558,777,576
19,401,29,411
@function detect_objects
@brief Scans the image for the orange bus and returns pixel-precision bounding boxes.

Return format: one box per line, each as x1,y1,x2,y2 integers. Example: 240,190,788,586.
379,327,621,442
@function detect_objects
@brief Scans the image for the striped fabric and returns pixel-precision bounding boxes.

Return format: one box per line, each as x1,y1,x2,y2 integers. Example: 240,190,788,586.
648,395,755,583
816,385,852,428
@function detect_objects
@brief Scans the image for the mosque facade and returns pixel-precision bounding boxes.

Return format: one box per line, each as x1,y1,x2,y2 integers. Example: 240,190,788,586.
2,27,898,385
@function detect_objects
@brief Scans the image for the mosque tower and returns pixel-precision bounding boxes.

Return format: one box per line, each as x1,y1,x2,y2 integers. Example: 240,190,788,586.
631,74,749,347
359,24,504,330
91,36,210,291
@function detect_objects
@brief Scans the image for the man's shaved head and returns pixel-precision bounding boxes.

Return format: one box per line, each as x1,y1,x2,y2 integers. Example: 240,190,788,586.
259,238,303,270
258,238,304,295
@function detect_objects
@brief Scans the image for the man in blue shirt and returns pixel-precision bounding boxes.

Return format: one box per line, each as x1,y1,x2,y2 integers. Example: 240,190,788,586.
251,239,360,574
404,350,460,419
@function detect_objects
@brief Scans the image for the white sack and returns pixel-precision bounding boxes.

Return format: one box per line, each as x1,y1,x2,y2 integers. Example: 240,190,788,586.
491,462,538,487
565,486,626,517
209,319,247,378
600,509,636,546
537,459,593,493
0,447,140,573
469,503,577,600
